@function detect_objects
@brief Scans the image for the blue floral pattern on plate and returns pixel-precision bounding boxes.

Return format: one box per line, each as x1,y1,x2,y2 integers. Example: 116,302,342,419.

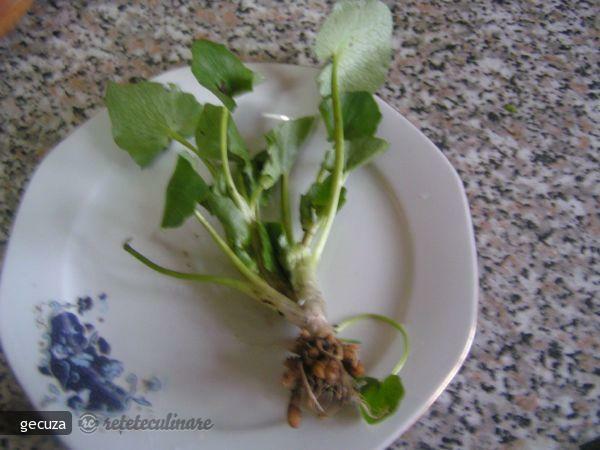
36,294,161,413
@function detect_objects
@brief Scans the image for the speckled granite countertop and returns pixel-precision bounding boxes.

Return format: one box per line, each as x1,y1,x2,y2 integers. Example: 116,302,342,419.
0,1,598,449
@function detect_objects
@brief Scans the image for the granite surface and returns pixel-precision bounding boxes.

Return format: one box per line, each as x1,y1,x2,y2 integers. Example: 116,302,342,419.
0,0,598,449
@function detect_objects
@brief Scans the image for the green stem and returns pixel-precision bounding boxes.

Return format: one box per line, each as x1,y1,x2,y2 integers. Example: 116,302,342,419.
301,217,323,247
281,173,294,245
311,55,345,265
219,108,247,212
334,313,410,375
299,157,331,247
123,242,256,297
249,186,264,212
316,157,330,183
193,210,305,322
194,210,258,284
169,131,217,177
235,169,249,200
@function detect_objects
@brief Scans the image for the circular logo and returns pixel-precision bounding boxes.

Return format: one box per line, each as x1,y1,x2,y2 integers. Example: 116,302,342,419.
78,412,99,434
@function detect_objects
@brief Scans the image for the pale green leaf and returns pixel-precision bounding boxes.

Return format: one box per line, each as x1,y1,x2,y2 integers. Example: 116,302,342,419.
105,81,202,166
315,0,392,95
259,116,316,190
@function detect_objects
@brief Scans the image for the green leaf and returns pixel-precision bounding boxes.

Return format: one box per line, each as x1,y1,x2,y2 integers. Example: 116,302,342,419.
233,160,256,200
232,247,258,273
359,374,405,425
162,156,210,228
305,175,347,209
264,222,295,289
298,135,385,232
264,222,291,269
319,92,381,141
345,136,389,172
245,222,294,296
105,81,203,166
299,194,318,232
322,148,336,171
249,150,272,205
191,39,259,111
202,189,251,250
254,222,278,273
259,116,316,190
315,0,392,95
195,104,249,162
300,175,347,231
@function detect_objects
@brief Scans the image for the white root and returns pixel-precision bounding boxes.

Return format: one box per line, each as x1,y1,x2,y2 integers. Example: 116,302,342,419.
298,359,326,414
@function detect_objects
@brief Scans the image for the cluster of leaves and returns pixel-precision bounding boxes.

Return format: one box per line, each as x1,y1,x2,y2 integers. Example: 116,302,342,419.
105,48,388,298
105,0,404,425
106,40,308,292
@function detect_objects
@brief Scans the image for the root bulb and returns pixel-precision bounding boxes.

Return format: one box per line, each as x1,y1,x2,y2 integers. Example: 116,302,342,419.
287,390,302,428
282,329,364,426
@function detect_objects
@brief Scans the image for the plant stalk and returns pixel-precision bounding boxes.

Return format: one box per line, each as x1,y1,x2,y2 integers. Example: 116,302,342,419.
311,55,345,265
168,130,218,177
291,258,332,336
124,242,256,297
219,107,247,213
249,186,264,212
194,209,305,324
281,173,294,245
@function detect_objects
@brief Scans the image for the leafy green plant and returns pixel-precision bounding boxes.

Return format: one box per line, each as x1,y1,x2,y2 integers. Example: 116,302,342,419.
105,0,409,428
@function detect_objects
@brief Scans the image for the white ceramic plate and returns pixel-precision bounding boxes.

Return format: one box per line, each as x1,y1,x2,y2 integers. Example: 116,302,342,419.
0,64,477,450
